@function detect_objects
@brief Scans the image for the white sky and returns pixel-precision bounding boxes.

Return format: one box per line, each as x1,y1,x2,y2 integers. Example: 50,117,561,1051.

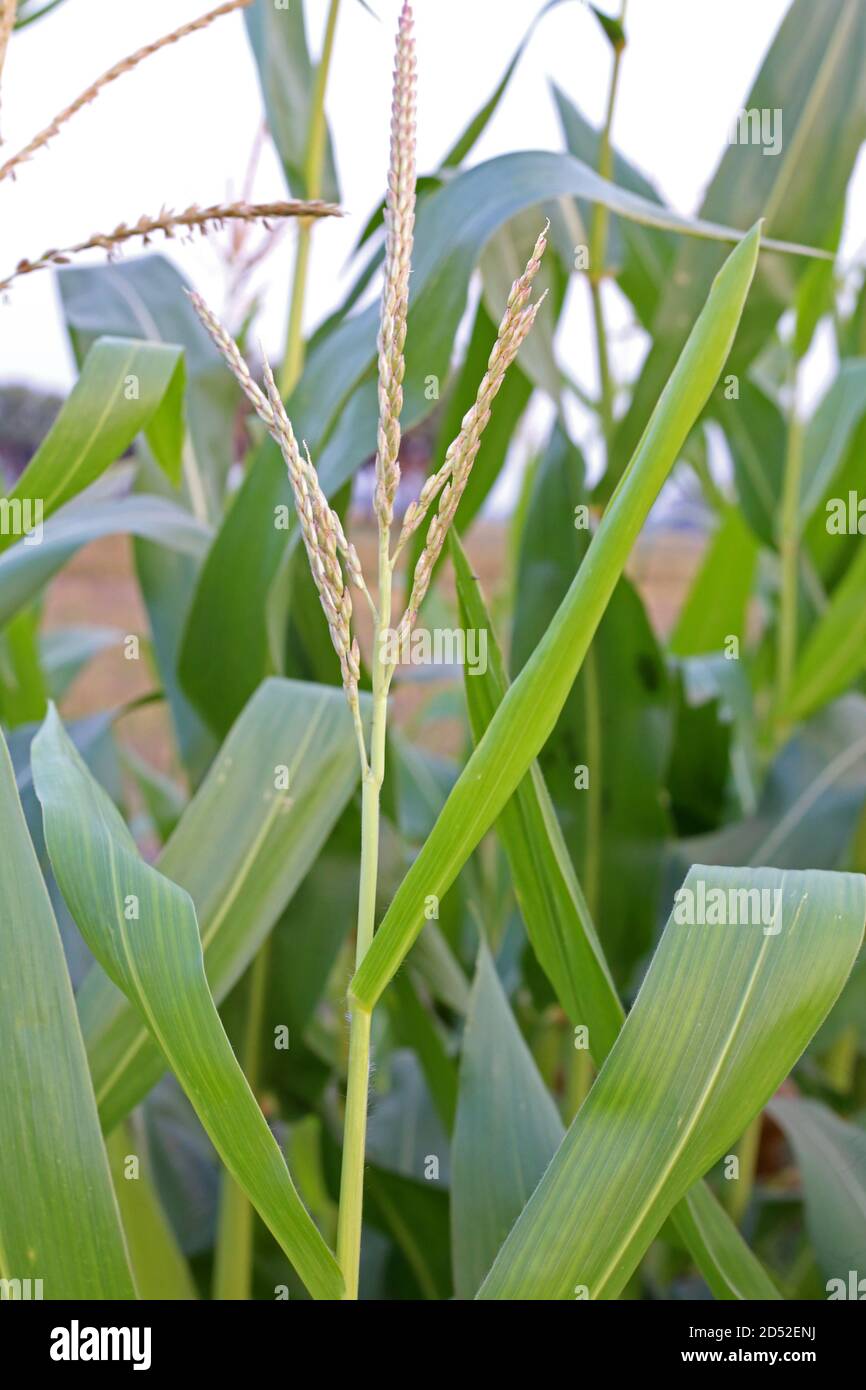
1,0,862,439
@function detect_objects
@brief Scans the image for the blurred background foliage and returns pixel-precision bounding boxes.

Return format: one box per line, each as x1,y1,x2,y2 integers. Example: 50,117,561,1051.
1,0,865,1300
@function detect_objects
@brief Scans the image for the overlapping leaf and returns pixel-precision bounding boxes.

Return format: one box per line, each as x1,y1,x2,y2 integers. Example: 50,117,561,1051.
352,224,763,1010
479,866,864,1299
77,678,365,1131
33,705,343,1301
0,733,135,1300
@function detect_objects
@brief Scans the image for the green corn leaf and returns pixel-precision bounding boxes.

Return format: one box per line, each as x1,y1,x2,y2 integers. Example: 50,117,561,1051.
1,337,184,556
57,260,231,776
451,529,621,1056
0,731,135,1300
478,865,864,1299
40,625,123,702
295,157,817,514
14,0,70,26
717,378,786,550
451,529,778,1300
0,494,210,629
59,254,238,523
386,973,458,1136
679,695,866,873
780,544,866,722
799,359,866,526
352,222,763,1012
509,428,674,985
78,678,365,1132
769,1097,866,1288
106,1123,197,1301
178,445,290,736
670,506,759,657
452,946,565,1299
552,82,675,328
669,1185,781,1302
243,0,339,203
605,0,866,497
441,0,578,169
32,705,344,1302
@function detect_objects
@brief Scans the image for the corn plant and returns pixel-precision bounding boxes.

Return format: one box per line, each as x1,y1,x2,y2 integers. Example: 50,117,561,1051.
0,0,865,1305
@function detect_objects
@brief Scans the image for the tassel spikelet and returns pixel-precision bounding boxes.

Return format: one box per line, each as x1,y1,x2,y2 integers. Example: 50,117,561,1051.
0,201,340,293
373,0,417,531
186,1,546,717
189,288,362,711
396,224,549,643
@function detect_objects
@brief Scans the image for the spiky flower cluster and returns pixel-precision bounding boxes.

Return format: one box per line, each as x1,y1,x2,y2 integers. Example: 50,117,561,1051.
396,223,548,642
373,0,417,530
187,289,365,714
188,0,547,735
0,201,340,294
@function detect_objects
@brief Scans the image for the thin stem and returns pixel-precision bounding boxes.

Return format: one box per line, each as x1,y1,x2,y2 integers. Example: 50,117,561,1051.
282,227,314,397
589,281,615,449
776,362,804,712
336,706,387,1299
587,0,628,456
280,0,342,396
727,1113,762,1226
824,1024,858,1094
564,1040,593,1122
336,530,392,1299
582,642,602,922
212,940,271,1299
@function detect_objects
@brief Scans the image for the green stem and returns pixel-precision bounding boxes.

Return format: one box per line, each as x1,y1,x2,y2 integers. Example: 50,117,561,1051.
776,363,804,712
336,534,392,1300
582,642,602,921
213,941,271,1299
727,1112,762,1225
589,282,615,448
279,0,342,396
587,0,628,456
564,1039,593,1122
824,1024,858,1094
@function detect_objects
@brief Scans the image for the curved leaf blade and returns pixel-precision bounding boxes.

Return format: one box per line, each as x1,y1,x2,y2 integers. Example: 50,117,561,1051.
769,1096,866,1286
32,706,344,1301
0,732,135,1300
0,494,210,628
452,946,564,1299
605,0,866,496
451,529,622,1055
478,865,864,1299
79,678,365,1132
353,223,763,1011
451,530,779,1300
2,336,184,554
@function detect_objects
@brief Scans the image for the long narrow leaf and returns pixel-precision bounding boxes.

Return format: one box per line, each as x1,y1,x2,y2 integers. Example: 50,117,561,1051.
452,530,779,1300
33,707,343,1301
769,1096,866,1286
353,223,763,1011
478,865,864,1299
0,732,135,1300
79,678,365,1132
1,336,184,554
